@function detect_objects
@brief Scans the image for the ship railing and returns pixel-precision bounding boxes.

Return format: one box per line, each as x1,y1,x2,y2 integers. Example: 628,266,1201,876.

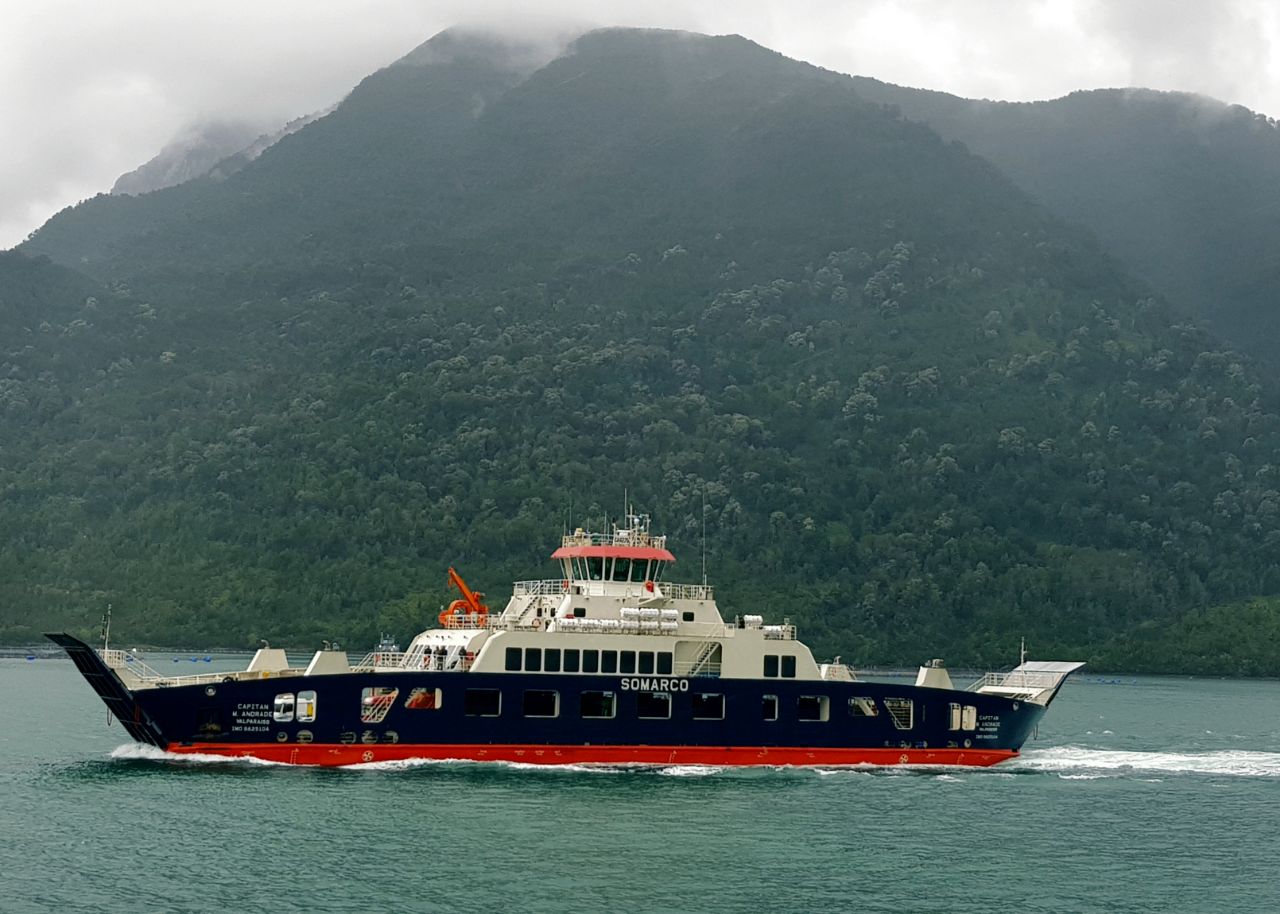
967,670,1062,693
512,579,571,597
674,660,722,677
351,650,409,671
101,649,164,682
512,579,716,601
561,531,667,549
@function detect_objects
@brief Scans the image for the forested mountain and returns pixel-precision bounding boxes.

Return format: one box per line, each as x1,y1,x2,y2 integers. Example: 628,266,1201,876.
6,28,1280,673
847,80,1280,364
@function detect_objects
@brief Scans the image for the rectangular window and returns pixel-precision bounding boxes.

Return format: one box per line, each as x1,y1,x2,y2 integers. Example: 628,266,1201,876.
620,651,637,674
296,690,317,723
639,652,655,674
635,691,671,719
404,687,442,710
564,649,581,674
849,697,879,718
573,606,586,618
524,648,541,673
580,690,616,719
657,652,673,675
763,655,779,678
682,611,695,622
544,648,562,673
463,688,502,717
797,695,830,722
961,705,978,731
602,651,618,674
272,693,295,723
505,647,522,672
523,690,559,718
781,656,797,678
361,687,399,724
692,693,725,720
762,694,778,721
884,697,914,730
948,702,962,731
582,650,599,674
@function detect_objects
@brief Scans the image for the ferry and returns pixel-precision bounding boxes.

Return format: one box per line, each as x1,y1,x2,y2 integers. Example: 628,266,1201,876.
48,515,1082,767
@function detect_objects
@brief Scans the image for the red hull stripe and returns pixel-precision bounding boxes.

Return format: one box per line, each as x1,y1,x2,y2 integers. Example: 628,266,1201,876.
550,545,676,562
165,742,1017,768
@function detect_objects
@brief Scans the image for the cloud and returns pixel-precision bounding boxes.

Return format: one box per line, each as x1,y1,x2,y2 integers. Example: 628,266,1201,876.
3,0,1278,250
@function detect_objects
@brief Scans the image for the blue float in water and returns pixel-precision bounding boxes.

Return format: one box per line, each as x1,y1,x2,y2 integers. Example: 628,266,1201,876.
25,655,36,661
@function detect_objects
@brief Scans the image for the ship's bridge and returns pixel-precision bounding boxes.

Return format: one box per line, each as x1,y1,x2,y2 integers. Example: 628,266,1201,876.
552,515,675,587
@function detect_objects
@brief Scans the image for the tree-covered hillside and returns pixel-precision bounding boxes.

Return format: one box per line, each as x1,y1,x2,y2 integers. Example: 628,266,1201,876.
848,79,1280,365
6,29,1280,674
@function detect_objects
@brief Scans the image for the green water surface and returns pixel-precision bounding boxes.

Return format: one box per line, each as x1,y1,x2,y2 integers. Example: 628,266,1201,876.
2,658,1277,913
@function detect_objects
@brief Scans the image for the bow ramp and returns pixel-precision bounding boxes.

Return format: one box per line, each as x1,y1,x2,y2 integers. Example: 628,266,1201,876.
970,661,1086,706
45,632,166,747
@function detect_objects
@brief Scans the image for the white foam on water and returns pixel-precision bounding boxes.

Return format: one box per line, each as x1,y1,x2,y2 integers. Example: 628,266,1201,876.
1015,746,1280,778
108,743,284,767
656,765,726,777
347,756,646,774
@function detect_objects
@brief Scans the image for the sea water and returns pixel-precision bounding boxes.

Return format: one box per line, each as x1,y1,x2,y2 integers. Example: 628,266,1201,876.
1,657,1277,913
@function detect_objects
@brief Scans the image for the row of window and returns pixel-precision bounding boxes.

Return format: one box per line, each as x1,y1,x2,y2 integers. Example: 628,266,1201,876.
505,647,675,675
461,689,915,727
762,654,798,678
271,688,926,730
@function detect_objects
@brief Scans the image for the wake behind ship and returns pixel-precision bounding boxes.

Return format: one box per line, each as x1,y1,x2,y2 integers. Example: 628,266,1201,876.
49,515,1082,767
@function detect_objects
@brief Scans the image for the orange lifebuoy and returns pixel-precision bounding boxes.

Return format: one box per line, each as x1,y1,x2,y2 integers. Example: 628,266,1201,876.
531,617,544,630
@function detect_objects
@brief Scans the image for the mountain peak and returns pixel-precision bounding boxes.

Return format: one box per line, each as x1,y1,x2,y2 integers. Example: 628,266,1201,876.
393,25,579,75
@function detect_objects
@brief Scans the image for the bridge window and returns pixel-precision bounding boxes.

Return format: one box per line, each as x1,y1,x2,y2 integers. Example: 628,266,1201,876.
581,690,616,719
631,561,650,583
564,649,580,673
636,691,671,719
639,652,655,674
583,650,600,674
621,651,637,674
849,697,879,718
657,652,673,674
883,698,914,730
781,656,796,678
763,656,778,678
523,690,559,718
587,558,604,580
524,648,541,673
602,650,618,674
614,558,631,581
797,695,829,722
297,690,317,723
692,693,725,720
505,647,521,671
464,688,502,717
762,694,778,721
544,648,561,673
272,693,295,723
361,687,399,724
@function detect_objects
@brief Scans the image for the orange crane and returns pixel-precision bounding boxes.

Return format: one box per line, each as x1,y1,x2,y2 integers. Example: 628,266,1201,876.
438,567,490,628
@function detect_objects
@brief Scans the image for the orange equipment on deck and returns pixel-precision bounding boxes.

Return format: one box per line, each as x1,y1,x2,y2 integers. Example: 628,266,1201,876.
438,567,490,628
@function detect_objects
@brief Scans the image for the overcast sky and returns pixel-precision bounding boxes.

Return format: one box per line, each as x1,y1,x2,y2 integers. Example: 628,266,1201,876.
4,0,1278,250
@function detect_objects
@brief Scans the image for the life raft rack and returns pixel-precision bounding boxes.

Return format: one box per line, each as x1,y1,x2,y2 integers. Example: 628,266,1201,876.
438,567,490,629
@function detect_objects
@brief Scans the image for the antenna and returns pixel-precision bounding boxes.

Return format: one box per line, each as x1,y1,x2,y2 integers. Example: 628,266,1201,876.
102,604,112,653
1019,637,1026,667
701,488,708,586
